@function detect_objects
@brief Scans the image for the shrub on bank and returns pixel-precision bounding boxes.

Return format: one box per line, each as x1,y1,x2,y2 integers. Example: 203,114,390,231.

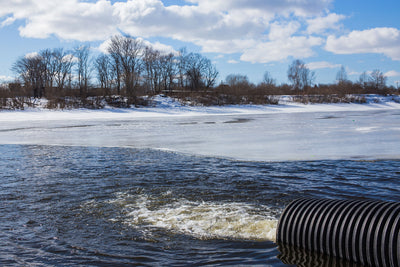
0,80,397,110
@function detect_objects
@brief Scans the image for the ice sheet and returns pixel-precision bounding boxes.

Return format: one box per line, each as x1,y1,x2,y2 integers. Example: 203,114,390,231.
1,97,400,161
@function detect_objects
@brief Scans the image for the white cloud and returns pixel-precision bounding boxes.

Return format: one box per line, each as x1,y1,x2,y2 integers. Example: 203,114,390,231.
97,38,112,54
139,38,177,55
25,52,40,59
385,70,400,77
186,0,333,17
3,0,117,41
0,75,13,82
1,0,336,63
306,61,341,70
43,1,115,40
348,71,361,76
227,59,239,64
196,39,259,54
97,36,176,55
269,21,300,40
306,13,346,34
240,36,323,63
326,27,400,60
1,16,16,27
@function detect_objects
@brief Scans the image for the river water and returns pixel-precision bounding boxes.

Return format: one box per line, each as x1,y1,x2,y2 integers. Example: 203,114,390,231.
1,107,400,266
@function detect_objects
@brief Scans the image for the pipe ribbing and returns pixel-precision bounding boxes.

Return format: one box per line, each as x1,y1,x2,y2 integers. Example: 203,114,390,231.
276,198,400,267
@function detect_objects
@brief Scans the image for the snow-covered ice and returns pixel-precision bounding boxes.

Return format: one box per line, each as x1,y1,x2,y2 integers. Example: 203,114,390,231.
1,95,400,161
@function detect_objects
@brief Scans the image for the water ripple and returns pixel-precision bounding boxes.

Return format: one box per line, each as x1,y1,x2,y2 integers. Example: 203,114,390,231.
0,144,399,265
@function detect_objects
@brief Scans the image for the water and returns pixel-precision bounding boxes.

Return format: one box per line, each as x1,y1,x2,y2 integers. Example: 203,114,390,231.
1,145,400,266
1,108,400,265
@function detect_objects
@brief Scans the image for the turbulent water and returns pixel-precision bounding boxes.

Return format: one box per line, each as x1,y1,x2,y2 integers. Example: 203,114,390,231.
1,107,400,265
1,145,400,266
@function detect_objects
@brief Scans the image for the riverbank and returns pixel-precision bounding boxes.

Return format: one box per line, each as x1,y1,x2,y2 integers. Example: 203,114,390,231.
0,94,400,122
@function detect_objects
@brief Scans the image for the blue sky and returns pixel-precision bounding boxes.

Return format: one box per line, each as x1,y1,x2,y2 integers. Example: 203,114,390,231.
1,0,399,87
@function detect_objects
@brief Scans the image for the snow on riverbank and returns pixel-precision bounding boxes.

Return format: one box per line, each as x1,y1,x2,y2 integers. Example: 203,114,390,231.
0,95,400,122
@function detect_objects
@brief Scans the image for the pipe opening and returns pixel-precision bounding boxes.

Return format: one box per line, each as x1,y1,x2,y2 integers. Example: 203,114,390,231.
277,198,400,267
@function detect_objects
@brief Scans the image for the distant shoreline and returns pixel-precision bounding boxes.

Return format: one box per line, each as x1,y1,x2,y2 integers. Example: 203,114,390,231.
1,95,400,123
1,93,400,112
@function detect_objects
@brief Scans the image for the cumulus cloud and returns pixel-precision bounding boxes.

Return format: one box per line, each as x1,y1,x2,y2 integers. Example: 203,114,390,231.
227,59,239,64
24,52,40,59
385,70,400,77
269,21,301,40
348,71,361,76
97,36,176,55
196,39,258,54
306,61,341,70
0,75,13,82
142,40,177,55
240,36,323,63
1,0,117,40
1,16,16,27
325,27,400,60
186,0,333,17
21,0,117,41
1,0,336,63
306,13,346,34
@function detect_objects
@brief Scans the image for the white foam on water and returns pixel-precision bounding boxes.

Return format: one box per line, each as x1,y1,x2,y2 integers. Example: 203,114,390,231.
108,192,278,242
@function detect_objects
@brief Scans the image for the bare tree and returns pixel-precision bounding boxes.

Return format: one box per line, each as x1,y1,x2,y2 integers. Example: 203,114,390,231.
107,35,144,96
287,60,301,90
159,53,176,92
370,69,387,90
262,71,276,86
303,67,315,89
12,48,75,96
358,71,371,88
143,46,161,93
12,53,46,98
108,48,122,94
52,48,74,90
287,59,315,90
176,47,188,88
203,59,218,89
40,49,56,90
226,74,250,87
336,65,348,84
74,45,91,96
107,36,124,93
185,53,203,90
185,52,218,91
95,54,113,90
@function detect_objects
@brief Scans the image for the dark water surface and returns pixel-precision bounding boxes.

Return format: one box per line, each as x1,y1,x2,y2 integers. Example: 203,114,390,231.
1,145,400,266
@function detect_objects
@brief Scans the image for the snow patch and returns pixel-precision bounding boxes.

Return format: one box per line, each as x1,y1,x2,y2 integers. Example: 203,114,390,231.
1,94,400,122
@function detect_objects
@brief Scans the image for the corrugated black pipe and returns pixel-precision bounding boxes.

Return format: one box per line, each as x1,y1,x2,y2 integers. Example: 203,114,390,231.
276,198,400,267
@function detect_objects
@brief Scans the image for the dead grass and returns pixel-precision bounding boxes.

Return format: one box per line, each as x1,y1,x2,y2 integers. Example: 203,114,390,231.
0,82,397,110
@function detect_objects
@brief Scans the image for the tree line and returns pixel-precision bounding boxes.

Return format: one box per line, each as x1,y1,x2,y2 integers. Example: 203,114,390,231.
2,34,398,108
9,35,218,99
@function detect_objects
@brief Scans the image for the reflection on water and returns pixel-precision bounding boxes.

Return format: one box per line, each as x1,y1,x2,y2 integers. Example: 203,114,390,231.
277,243,363,267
